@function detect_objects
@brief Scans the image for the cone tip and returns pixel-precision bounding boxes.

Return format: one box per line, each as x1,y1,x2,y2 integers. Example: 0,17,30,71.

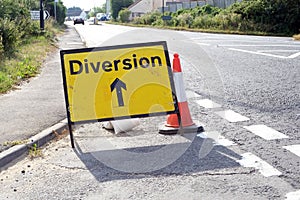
173,53,181,72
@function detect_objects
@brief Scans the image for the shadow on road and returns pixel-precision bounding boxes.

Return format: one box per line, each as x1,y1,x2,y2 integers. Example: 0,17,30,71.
73,132,242,183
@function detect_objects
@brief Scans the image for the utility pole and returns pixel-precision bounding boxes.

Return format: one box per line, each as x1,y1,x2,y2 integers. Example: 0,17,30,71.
40,0,44,30
54,0,58,21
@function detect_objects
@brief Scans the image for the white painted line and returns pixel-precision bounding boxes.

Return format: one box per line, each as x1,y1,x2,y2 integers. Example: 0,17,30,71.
197,42,211,46
229,48,288,59
237,152,282,177
285,190,300,200
257,50,300,53
215,110,250,123
283,145,300,157
197,131,236,147
186,90,200,99
196,99,221,109
221,44,300,47
243,125,289,140
288,51,300,58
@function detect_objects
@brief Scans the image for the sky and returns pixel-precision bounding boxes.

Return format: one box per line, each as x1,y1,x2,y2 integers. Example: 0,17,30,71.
61,0,106,10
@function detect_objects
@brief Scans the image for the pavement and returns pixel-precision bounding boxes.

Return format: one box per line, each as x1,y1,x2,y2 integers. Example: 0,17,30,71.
0,25,86,170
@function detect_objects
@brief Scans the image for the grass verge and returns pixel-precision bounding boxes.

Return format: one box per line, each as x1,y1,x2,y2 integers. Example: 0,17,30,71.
107,21,287,37
0,21,64,94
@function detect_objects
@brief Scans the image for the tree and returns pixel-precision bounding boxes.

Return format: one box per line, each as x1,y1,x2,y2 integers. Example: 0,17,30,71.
45,0,67,25
118,8,131,22
0,0,31,56
229,0,300,34
88,6,106,18
111,0,133,19
67,7,82,17
0,0,30,19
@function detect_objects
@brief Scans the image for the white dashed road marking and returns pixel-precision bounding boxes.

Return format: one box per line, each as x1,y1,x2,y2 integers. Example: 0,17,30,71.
257,50,300,53
215,110,250,123
229,48,289,59
288,51,300,59
285,190,300,200
194,97,297,183
243,125,289,140
196,99,222,109
197,131,236,147
237,152,282,177
219,44,300,47
283,145,300,157
196,42,211,46
186,90,200,99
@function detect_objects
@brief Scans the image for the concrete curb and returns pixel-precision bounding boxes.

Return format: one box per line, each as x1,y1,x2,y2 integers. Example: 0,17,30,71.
0,119,68,171
73,26,86,46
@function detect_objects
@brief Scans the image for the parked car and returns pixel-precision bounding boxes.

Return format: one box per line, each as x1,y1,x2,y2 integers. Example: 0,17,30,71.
96,13,107,21
74,16,84,25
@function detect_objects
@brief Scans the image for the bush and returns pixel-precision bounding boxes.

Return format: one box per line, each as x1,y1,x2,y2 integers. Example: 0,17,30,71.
192,15,215,29
191,4,222,17
228,0,300,34
0,71,13,93
0,18,21,57
177,13,193,28
132,12,162,25
16,57,38,79
119,9,131,23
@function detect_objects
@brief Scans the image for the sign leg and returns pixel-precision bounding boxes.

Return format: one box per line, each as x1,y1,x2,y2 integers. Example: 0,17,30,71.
68,121,75,148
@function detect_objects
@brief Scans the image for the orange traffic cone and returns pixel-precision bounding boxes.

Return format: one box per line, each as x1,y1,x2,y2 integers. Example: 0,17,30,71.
159,53,204,134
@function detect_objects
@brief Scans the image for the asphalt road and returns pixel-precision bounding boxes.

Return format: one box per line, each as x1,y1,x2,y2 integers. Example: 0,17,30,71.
74,22,300,187
0,22,299,199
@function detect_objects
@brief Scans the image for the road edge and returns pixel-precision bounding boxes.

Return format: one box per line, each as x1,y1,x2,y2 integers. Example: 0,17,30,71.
0,119,68,171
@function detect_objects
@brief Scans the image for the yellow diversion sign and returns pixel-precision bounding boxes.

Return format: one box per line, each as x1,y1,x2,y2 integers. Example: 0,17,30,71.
60,41,178,123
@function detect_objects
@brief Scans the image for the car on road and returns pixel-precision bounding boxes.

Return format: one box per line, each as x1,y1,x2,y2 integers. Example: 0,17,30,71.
96,13,107,21
74,17,84,25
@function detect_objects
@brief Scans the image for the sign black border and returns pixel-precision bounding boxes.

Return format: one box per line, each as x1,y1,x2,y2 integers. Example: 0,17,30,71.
60,41,179,146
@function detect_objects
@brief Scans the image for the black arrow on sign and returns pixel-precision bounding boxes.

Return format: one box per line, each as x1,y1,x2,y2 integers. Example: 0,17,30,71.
44,10,50,20
110,78,127,107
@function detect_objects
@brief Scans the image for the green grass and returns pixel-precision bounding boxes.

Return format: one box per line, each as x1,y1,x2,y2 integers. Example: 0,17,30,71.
0,37,51,93
0,20,64,94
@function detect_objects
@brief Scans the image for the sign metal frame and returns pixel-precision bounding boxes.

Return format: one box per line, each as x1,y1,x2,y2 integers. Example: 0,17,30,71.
60,41,180,148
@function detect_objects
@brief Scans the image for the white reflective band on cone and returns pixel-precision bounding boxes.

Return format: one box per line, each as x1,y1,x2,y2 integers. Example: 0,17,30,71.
173,72,187,102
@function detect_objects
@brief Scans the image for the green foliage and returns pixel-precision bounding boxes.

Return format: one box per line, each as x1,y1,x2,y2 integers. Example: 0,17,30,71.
177,13,193,28
118,9,131,23
0,71,12,93
0,18,21,57
132,12,162,25
46,0,67,25
89,4,107,18
88,6,106,18
16,57,38,79
29,143,43,159
66,6,82,16
111,0,133,19
130,1,299,35
228,0,300,34
0,0,30,19
0,0,64,93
